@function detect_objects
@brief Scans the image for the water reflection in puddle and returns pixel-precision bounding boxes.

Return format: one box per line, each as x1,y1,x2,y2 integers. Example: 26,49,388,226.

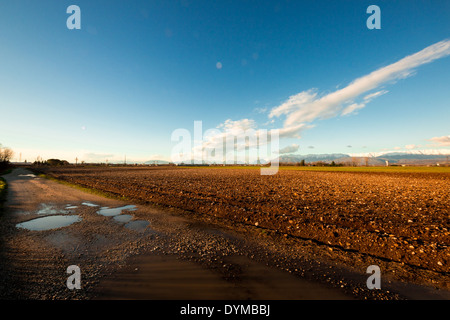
97,205,137,217
18,174,37,178
113,214,133,223
37,203,68,215
82,202,99,207
16,215,82,231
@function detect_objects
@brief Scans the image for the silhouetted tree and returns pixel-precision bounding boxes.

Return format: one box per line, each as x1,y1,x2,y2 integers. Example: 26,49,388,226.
0,144,14,170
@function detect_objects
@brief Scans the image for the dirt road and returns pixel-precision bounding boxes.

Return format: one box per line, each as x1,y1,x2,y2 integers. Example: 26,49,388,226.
0,168,448,300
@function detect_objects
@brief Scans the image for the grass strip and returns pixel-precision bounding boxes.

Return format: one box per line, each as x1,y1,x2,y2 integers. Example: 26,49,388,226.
36,173,131,202
0,177,7,214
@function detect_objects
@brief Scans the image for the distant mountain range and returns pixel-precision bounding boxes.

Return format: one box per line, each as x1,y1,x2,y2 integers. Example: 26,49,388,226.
278,153,349,163
95,151,449,166
278,152,449,165
143,160,170,165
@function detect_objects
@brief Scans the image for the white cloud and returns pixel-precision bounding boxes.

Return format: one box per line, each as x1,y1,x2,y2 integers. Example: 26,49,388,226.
269,89,318,118
217,119,256,132
429,135,450,146
278,144,299,154
341,103,365,116
278,123,313,139
341,90,389,116
363,90,388,102
254,107,268,114
192,119,258,157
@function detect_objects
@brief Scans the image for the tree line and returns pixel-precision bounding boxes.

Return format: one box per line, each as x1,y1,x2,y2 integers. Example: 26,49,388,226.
34,159,70,166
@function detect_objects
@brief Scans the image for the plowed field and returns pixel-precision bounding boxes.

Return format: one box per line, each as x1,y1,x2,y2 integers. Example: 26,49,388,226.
38,166,450,284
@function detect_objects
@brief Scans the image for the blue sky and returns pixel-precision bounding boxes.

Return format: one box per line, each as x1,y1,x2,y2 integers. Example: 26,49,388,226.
0,0,449,163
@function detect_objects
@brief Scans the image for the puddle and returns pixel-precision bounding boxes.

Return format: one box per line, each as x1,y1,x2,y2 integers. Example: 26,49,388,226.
82,202,99,207
113,214,134,223
125,220,150,232
37,203,67,215
97,205,137,217
65,205,78,210
18,174,37,178
16,215,82,231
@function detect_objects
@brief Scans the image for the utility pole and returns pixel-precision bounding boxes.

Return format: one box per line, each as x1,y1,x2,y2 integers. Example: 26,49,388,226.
75,157,78,165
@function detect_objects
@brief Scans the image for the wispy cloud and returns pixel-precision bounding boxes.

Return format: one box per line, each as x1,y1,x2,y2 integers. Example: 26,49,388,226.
216,119,256,133
278,144,299,154
254,106,268,114
341,103,366,116
269,39,450,138
341,90,389,116
363,90,389,102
